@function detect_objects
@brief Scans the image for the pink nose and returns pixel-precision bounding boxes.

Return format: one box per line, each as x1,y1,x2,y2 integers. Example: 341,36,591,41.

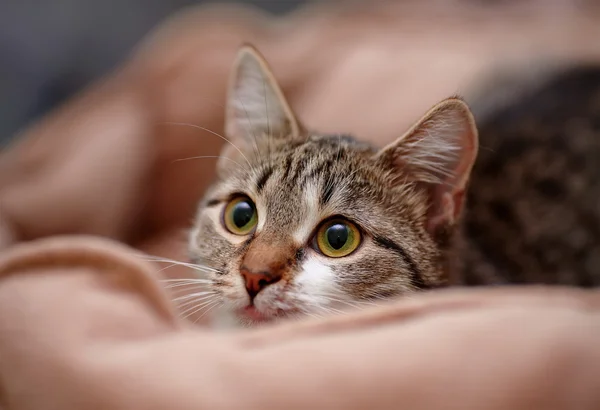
240,267,281,299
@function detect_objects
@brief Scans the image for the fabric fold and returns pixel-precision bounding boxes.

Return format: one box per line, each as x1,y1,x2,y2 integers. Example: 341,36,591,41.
0,237,600,409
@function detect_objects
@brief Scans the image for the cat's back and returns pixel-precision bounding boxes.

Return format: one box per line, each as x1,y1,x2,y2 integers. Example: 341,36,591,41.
459,65,600,287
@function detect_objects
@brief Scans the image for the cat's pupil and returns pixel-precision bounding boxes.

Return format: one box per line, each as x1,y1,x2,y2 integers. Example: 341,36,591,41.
232,201,254,228
326,224,349,249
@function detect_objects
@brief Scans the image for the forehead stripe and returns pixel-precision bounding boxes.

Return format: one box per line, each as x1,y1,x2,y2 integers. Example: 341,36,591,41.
288,155,309,187
281,156,293,181
373,235,429,289
205,198,222,207
256,165,273,193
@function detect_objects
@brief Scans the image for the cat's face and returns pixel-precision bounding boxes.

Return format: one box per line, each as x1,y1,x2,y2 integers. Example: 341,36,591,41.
188,46,478,326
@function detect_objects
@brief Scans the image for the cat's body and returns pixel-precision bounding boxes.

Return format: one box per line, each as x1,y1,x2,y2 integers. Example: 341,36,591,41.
459,66,600,287
185,46,600,327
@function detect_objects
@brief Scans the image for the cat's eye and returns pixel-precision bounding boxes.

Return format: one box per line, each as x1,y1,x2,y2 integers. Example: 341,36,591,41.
315,219,361,258
223,196,258,235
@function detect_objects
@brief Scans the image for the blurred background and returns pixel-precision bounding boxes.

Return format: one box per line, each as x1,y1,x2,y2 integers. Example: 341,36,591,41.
0,0,306,144
3,0,600,147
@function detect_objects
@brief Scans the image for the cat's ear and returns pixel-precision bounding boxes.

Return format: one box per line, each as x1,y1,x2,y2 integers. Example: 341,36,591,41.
224,45,301,143
375,97,479,237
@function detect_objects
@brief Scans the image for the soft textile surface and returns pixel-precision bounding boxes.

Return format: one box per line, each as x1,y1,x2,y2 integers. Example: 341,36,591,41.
1,236,600,409
1,1,600,408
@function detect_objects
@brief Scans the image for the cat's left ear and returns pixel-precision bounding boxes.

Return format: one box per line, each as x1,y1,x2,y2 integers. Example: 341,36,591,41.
375,97,479,237
224,45,301,144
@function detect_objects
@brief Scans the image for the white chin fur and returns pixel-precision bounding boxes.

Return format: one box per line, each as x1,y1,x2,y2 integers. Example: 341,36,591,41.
210,308,242,329
289,256,353,317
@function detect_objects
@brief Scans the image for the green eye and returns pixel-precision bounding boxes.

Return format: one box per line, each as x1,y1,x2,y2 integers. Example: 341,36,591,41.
223,196,258,235
315,219,361,258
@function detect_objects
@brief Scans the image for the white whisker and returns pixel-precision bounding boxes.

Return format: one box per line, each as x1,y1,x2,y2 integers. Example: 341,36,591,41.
142,255,222,274
172,291,216,302
160,278,214,283
179,297,220,319
176,294,219,310
173,155,245,170
161,279,214,288
320,293,378,309
161,122,252,170
298,307,323,321
313,304,344,316
193,300,223,324
167,289,212,297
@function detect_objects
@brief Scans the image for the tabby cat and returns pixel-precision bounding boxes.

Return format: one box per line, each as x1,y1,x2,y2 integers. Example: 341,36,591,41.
184,45,600,327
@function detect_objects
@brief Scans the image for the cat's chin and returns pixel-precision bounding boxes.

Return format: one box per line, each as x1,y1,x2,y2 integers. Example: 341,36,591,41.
232,305,302,327
239,306,273,323
208,305,282,329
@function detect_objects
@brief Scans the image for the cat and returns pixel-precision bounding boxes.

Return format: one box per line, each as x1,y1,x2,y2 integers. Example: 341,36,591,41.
185,45,600,327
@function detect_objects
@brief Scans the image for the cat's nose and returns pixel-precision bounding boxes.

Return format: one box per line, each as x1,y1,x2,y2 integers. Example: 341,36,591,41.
240,267,282,299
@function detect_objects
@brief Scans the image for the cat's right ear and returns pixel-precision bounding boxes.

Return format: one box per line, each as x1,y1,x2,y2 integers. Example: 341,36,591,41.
220,45,301,172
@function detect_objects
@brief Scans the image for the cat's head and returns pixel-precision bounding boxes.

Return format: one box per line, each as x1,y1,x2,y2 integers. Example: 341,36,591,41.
189,45,478,326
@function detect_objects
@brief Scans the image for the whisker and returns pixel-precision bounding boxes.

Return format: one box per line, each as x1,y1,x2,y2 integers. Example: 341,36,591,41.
165,288,212,297
319,297,359,310
172,291,216,303
144,259,210,272
172,155,245,170
155,263,180,274
160,278,214,283
163,281,212,287
320,294,378,309
313,304,345,316
176,294,217,307
176,294,219,310
155,262,208,275
179,297,220,319
298,308,324,321
160,122,252,170
193,300,223,324
142,256,222,274
183,298,221,322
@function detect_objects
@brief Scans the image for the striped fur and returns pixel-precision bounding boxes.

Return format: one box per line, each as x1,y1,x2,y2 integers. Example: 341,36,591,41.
188,48,600,327
188,46,476,326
